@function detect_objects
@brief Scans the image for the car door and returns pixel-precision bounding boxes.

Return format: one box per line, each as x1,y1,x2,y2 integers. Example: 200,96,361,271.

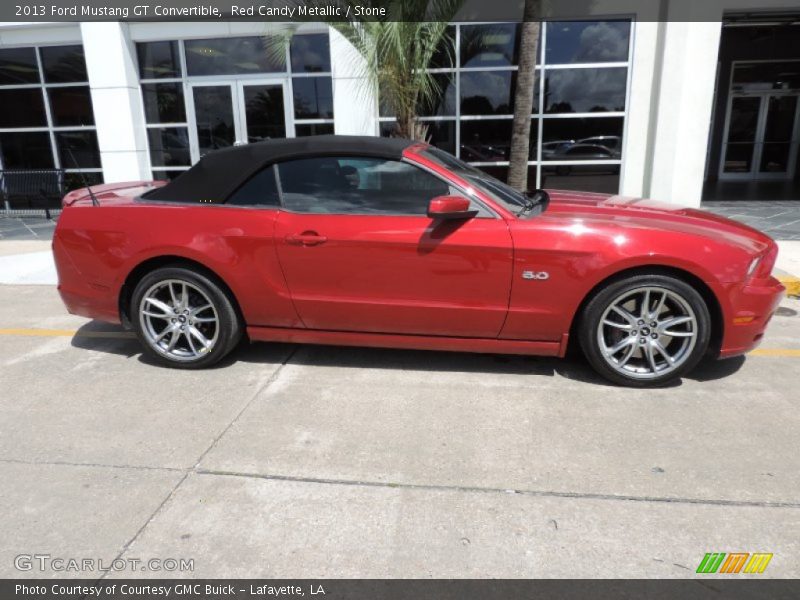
273,155,514,338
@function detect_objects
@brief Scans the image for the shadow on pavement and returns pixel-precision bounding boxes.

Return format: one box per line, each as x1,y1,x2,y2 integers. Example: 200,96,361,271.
70,320,747,387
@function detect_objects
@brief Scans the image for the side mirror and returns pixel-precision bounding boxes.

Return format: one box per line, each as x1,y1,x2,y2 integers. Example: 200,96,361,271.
427,195,478,220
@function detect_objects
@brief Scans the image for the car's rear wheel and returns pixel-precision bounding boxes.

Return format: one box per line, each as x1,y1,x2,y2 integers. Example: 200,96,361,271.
131,266,241,369
579,274,711,387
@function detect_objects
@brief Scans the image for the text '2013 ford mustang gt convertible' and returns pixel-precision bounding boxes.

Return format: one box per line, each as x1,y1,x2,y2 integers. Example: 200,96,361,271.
53,135,785,386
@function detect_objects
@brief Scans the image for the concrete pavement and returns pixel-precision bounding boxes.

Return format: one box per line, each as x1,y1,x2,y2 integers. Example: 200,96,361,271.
0,279,798,578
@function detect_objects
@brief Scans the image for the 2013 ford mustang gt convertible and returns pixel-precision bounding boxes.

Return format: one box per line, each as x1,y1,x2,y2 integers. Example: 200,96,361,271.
53,135,785,386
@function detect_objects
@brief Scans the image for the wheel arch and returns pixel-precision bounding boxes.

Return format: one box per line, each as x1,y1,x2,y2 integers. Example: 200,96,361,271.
567,264,724,358
119,255,244,329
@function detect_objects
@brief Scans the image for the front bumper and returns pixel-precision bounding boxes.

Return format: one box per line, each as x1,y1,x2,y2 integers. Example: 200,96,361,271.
718,275,785,358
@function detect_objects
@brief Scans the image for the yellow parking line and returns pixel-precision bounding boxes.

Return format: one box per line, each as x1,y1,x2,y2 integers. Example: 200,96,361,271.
0,328,134,339
776,275,800,298
749,348,800,357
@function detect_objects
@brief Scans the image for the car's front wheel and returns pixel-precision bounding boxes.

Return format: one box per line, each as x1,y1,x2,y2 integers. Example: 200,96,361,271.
131,266,241,369
579,274,711,387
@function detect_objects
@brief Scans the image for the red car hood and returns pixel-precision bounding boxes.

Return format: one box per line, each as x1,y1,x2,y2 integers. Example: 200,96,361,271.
543,189,773,255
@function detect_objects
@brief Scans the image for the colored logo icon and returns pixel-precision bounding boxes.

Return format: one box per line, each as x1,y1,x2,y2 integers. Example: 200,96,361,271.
696,553,773,574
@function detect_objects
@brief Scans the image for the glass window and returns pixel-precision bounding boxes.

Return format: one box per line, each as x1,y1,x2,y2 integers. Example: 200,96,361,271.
137,41,181,79
0,132,54,169
460,71,518,115
541,117,623,160
64,171,103,191
151,170,185,181
461,120,512,161
243,84,286,141
541,164,620,193
292,76,333,119
55,130,101,169
460,23,520,68
0,88,47,128
418,73,456,117
227,166,280,206
732,61,800,92
40,45,88,83
545,21,630,64
429,26,456,69
185,37,284,76
47,86,95,127
147,127,191,167
425,120,457,155
0,47,40,84
290,33,331,73
277,156,450,215
295,123,334,137
142,83,186,124
544,68,627,113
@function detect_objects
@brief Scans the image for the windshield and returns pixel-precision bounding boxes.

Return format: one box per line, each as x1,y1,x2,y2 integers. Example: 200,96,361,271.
420,147,535,215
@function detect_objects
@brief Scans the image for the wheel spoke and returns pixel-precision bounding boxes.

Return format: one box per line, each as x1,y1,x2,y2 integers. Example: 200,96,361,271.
169,282,180,307
181,283,189,311
142,310,169,319
653,291,667,319
644,342,659,372
602,318,633,330
144,297,173,316
166,329,181,351
617,343,637,367
155,323,178,342
640,289,651,319
653,340,676,365
188,325,211,351
606,336,635,356
185,331,198,356
190,303,213,317
610,305,637,325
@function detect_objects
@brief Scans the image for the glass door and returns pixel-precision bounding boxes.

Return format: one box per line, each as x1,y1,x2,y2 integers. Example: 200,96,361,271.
759,95,798,178
187,79,291,162
721,93,800,180
720,96,760,179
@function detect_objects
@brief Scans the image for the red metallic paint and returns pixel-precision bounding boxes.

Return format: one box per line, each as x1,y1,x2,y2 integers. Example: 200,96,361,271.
53,146,784,362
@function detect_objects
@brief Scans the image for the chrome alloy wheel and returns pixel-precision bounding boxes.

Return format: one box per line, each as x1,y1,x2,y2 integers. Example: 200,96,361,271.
596,286,698,381
138,279,219,362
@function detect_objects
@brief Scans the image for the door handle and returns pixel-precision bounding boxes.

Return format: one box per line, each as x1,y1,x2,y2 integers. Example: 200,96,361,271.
285,231,327,246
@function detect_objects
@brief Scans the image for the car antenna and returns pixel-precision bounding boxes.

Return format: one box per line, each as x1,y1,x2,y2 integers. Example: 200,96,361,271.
63,131,100,207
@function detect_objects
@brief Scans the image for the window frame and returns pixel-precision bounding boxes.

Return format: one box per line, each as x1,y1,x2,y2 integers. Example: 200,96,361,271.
378,19,634,192
0,42,101,182
136,33,336,181
217,154,498,218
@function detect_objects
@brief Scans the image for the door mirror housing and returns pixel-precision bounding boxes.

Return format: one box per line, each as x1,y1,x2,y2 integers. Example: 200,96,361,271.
427,195,478,220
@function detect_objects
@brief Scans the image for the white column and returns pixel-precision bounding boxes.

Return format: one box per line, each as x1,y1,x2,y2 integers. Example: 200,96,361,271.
329,27,378,136
646,21,722,207
79,22,150,182
619,21,660,200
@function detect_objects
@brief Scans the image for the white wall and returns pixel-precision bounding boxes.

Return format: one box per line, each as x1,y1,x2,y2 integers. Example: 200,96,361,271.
329,28,377,136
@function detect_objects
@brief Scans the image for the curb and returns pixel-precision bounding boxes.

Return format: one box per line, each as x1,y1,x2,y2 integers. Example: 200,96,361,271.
777,275,800,298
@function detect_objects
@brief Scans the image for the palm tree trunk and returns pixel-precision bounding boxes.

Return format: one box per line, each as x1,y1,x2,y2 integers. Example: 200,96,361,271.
507,1,541,192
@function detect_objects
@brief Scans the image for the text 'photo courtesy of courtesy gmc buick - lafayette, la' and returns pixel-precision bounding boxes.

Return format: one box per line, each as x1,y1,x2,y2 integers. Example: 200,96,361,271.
52,135,785,387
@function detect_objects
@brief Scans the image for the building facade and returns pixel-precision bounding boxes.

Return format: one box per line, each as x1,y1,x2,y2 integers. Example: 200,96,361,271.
1,5,799,207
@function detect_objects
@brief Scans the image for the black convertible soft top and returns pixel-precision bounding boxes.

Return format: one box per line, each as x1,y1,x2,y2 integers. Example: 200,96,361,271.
144,135,418,203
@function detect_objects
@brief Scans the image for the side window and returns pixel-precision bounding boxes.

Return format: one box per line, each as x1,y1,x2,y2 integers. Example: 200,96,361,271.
276,156,452,215
227,166,280,207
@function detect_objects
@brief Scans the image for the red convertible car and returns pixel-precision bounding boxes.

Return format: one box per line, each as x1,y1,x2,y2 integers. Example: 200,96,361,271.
53,135,784,386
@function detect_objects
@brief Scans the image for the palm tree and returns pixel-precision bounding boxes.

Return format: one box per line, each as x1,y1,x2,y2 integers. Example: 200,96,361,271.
270,0,462,141
507,0,541,192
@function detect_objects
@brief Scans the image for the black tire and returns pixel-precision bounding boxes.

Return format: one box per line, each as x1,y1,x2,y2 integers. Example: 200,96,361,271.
130,266,242,369
578,274,711,387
